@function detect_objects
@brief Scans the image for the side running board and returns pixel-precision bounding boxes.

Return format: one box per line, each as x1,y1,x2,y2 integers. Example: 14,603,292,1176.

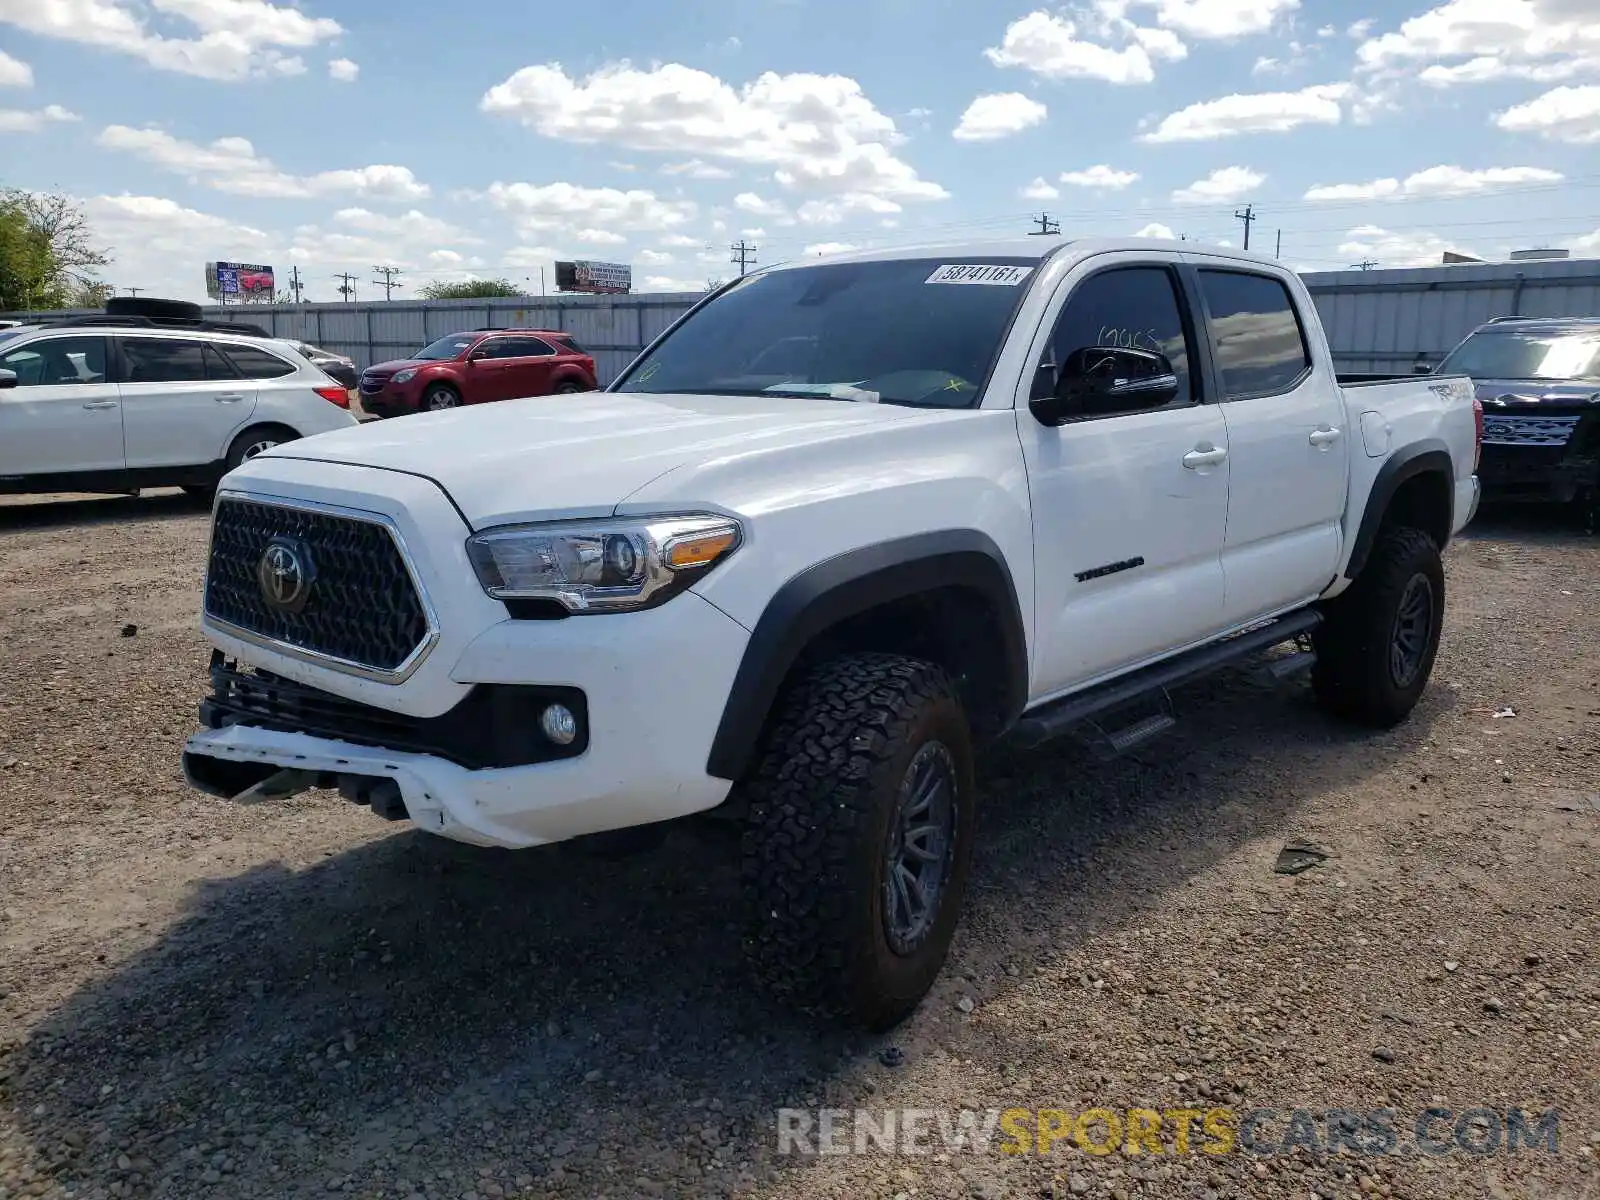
1009,609,1322,751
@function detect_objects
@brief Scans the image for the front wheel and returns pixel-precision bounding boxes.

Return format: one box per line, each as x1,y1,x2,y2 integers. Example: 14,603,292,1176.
422,384,460,411
741,653,975,1030
555,382,587,394
1312,525,1445,728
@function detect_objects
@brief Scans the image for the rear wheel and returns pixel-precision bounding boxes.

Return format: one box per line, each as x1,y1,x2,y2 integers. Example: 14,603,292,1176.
225,424,298,473
423,384,460,411
1312,525,1445,728
741,653,975,1030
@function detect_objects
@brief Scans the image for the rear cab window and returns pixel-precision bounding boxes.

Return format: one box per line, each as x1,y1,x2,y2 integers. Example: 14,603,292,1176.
1196,270,1312,398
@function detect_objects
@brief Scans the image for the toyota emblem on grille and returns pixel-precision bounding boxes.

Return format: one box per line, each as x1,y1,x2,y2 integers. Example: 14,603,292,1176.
256,537,316,614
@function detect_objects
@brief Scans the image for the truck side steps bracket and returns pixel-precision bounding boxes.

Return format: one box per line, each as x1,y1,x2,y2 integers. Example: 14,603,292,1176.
1009,609,1323,751
1074,689,1178,760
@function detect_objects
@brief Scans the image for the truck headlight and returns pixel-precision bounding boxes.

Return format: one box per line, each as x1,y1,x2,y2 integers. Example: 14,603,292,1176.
392,368,417,384
466,514,743,613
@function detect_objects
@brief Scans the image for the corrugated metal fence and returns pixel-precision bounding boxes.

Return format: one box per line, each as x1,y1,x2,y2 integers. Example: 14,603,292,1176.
7,258,1599,381
1302,258,1600,374
2,293,703,386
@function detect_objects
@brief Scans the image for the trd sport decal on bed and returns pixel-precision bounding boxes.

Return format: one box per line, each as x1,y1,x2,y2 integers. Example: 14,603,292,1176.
1074,556,1146,583
925,264,1034,286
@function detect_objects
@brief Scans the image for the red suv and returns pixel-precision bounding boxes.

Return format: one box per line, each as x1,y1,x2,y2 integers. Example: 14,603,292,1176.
358,328,598,417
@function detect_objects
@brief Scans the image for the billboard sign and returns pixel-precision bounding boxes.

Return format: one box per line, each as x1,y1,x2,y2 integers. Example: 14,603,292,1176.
206,261,276,302
555,260,632,294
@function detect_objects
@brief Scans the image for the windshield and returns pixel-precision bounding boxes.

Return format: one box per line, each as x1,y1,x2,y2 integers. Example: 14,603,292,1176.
1439,330,1600,382
614,257,1042,408
413,333,476,361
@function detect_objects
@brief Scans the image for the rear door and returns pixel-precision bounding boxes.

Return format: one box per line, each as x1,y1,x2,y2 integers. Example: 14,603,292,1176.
479,335,558,399
1188,265,1348,624
0,334,124,478
117,336,257,470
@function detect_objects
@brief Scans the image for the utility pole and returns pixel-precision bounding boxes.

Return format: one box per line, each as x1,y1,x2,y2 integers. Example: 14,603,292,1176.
1275,229,1282,259
334,272,358,302
1029,212,1060,236
288,266,305,304
1234,204,1256,251
730,240,758,277
1351,259,1378,271
371,265,403,301
125,286,142,297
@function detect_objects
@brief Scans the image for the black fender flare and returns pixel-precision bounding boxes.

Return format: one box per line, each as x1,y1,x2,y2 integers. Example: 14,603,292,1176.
1344,439,1454,581
705,531,1029,781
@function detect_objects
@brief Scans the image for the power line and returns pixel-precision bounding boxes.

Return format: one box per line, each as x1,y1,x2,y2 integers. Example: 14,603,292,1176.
1234,204,1257,251
1029,212,1061,236
730,240,758,276
333,272,358,302
371,265,403,301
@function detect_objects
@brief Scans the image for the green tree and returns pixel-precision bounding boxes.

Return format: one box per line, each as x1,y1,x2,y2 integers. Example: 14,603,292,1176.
0,188,111,311
417,276,525,299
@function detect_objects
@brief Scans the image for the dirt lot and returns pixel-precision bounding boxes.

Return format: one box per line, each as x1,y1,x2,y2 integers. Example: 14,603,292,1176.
0,491,1596,1200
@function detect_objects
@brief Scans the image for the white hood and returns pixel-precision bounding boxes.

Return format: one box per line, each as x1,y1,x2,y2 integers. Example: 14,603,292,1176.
254,392,921,527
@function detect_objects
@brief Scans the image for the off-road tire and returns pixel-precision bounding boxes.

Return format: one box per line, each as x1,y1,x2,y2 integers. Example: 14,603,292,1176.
1312,525,1445,728
422,384,460,411
741,653,976,1030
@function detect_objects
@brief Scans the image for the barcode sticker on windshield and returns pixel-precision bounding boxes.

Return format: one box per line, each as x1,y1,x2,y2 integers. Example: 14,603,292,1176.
925,264,1033,286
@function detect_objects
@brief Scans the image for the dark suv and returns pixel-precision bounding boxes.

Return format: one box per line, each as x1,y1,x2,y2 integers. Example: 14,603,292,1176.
1435,316,1600,521
359,328,597,417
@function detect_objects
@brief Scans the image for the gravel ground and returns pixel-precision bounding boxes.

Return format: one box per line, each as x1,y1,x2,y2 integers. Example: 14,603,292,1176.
0,490,1596,1200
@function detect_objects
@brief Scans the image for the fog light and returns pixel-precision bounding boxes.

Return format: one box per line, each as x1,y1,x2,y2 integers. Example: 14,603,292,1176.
540,703,578,746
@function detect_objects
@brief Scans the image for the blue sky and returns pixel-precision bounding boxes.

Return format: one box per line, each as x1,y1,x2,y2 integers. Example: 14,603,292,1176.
1,0,1597,302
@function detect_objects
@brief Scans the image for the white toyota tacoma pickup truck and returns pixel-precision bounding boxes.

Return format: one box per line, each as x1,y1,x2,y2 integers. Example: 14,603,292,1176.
183,238,1481,1029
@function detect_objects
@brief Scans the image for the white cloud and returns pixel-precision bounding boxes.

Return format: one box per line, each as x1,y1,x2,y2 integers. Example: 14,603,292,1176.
97,125,429,199
1495,85,1600,143
1303,178,1401,201
480,61,947,206
14,102,86,135
803,242,857,256
0,49,31,87
1347,18,1375,37
636,248,674,265
0,0,343,81
427,249,465,268
328,56,357,82
1303,165,1563,201
483,181,696,243
1356,0,1600,90
1131,0,1299,39
952,92,1048,141
0,104,78,132
1141,83,1348,141
660,233,700,248
983,10,1185,86
501,245,560,269
84,193,273,298
1059,164,1140,189
1318,23,1338,37
1337,223,1476,267
327,206,479,243
643,273,710,293
661,159,733,180
575,228,628,245
1021,176,1060,200
1171,165,1264,204
795,194,901,225
734,191,789,218
1134,221,1178,238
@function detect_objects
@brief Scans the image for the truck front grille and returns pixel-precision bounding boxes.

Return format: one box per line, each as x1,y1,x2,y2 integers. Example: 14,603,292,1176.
1481,414,1582,447
203,496,431,676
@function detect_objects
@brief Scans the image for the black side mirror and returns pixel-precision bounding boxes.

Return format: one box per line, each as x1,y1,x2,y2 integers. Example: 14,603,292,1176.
1030,345,1179,426
1412,360,1434,375
0,369,17,390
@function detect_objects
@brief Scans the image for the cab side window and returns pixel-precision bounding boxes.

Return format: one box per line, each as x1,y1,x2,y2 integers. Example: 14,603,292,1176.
0,336,109,386
1196,270,1311,398
1042,267,1195,411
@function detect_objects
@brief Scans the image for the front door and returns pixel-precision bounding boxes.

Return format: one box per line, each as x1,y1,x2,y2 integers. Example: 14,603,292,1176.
117,337,258,470
0,335,125,480
1016,257,1232,700
1188,264,1348,624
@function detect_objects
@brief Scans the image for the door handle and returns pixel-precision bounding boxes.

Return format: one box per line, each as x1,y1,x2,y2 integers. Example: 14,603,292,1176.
1182,444,1228,469
214,394,246,403
1309,426,1342,447
82,400,118,410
